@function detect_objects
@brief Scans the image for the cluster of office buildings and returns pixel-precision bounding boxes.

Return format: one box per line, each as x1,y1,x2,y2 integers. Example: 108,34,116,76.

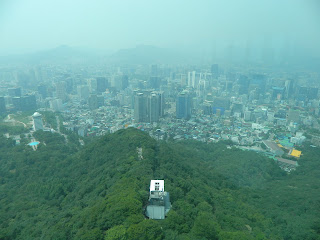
1,63,320,170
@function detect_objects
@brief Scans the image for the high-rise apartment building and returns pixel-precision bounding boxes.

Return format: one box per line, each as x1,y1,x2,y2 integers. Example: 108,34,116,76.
176,92,191,120
187,71,201,88
134,91,165,123
134,93,148,122
148,93,160,123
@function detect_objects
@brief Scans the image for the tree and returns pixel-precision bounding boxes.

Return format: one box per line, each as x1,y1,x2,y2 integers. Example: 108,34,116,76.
105,225,126,240
191,212,219,240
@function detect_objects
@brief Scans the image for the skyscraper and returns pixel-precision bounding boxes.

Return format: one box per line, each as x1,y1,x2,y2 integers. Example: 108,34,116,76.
65,77,74,94
187,71,200,88
49,98,64,112
96,77,107,93
121,75,129,90
0,97,6,114
134,93,148,122
202,101,213,115
272,87,285,100
285,80,295,99
176,92,191,120
250,74,266,94
12,97,22,111
158,91,165,117
238,75,250,95
148,93,160,123
55,81,67,102
87,78,97,93
77,85,90,100
88,94,104,110
133,91,164,123
32,112,44,131
21,94,37,111
37,84,47,99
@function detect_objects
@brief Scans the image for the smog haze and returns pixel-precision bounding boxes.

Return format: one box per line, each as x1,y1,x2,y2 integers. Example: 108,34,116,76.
1,0,320,61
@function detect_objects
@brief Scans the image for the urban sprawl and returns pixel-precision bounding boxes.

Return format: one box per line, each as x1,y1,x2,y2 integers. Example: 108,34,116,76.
1,63,320,172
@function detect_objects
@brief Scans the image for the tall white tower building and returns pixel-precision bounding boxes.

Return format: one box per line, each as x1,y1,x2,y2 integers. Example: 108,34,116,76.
32,112,44,131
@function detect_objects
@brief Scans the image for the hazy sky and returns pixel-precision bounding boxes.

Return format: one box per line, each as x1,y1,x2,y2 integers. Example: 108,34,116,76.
0,0,319,56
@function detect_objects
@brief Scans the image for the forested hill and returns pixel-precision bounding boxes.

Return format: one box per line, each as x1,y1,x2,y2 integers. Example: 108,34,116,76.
0,128,319,239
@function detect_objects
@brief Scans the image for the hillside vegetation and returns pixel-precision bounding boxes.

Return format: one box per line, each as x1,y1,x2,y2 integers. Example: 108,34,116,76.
0,128,319,239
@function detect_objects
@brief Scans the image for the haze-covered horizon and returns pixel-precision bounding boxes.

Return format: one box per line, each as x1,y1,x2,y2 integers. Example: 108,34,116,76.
1,0,320,61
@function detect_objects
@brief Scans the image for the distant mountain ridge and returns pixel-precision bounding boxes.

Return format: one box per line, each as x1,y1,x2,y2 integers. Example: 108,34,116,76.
0,45,204,65
0,45,109,65
1,44,319,68
109,45,189,64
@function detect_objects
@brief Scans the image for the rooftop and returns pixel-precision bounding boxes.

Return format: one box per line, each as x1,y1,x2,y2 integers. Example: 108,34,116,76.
290,149,302,158
150,180,164,193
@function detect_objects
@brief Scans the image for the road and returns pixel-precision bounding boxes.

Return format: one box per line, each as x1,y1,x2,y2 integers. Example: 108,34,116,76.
6,114,28,128
56,116,68,143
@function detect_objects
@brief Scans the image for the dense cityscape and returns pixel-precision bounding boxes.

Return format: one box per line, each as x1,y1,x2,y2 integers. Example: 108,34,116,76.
1,56,319,172
1,1,320,238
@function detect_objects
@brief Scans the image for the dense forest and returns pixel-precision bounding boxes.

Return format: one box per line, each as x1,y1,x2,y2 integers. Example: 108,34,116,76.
0,128,319,239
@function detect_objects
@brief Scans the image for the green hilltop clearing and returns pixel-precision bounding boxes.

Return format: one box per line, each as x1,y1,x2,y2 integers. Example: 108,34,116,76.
0,128,319,239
